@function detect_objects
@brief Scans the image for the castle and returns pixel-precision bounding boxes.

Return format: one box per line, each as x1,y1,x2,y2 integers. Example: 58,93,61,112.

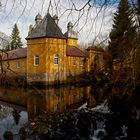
0,13,104,85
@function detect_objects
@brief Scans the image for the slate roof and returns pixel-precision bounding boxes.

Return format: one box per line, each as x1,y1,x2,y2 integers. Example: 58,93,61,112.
1,48,27,60
66,46,85,57
64,31,68,38
26,13,66,39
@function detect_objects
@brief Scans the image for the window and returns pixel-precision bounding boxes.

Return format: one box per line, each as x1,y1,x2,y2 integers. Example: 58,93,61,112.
34,105,40,115
54,54,59,64
34,55,39,66
80,59,84,66
54,104,59,111
9,64,12,69
73,58,76,66
16,61,20,68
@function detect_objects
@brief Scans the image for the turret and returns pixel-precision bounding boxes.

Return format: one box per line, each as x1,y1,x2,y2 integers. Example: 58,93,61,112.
67,21,73,31
67,22,77,39
53,14,59,24
64,22,78,47
35,13,42,26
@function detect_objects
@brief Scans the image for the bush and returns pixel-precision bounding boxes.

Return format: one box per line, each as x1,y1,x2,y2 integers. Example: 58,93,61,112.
3,130,13,140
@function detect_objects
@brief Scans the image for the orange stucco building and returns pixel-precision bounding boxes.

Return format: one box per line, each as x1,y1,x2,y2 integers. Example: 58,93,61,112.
0,13,104,85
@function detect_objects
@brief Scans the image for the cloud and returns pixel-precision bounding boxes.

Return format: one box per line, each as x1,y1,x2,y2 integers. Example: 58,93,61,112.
0,0,117,46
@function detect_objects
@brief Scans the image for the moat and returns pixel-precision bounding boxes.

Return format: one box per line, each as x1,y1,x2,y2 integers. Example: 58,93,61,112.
0,85,108,139
0,83,139,140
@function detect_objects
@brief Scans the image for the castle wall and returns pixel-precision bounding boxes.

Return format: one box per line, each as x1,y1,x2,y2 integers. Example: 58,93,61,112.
1,58,26,76
66,56,85,76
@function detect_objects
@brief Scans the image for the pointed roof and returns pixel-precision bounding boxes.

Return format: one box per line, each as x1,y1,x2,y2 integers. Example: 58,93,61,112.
26,13,66,40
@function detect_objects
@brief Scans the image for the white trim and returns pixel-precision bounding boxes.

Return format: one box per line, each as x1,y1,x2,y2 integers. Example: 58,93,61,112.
16,61,20,68
34,55,39,66
54,54,59,65
80,59,84,66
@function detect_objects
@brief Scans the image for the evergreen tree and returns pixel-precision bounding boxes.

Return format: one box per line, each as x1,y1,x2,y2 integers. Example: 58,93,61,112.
10,24,22,50
108,0,136,59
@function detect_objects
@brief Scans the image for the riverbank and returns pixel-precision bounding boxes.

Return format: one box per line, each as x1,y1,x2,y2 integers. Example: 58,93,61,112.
0,71,98,88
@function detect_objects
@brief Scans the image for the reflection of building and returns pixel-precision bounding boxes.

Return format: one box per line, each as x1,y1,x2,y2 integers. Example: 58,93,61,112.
0,86,106,120
0,13,104,85
27,86,95,119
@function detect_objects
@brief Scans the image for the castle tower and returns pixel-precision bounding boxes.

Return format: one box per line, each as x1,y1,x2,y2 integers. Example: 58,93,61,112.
64,22,78,47
53,14,59,24
35,13,42,26
26,13,66,85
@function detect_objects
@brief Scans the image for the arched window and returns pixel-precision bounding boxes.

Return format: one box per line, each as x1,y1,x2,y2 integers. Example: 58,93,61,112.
54,54,59,64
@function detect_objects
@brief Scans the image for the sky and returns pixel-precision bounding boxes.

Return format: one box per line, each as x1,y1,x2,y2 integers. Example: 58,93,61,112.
0,0,117,47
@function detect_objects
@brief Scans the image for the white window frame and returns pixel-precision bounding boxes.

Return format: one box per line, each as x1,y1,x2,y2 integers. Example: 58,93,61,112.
80,59,84,66
54,54,59,65
34,55,39,66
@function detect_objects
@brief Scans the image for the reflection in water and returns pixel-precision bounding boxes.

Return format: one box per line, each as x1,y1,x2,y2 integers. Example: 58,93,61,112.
0,85,108,136
12,109,21,125
0,85,108,120
27,85,106,119
27,87,90,119
0,104,27,140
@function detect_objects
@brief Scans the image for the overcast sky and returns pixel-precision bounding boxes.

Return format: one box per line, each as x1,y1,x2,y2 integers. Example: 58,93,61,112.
0,0,117,47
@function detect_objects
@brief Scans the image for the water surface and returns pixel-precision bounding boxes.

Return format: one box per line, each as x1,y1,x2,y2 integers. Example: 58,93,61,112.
0,85,108,139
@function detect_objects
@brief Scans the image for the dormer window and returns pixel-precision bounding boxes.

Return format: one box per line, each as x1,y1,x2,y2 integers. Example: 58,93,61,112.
34,55,39,66
54,54,59,64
